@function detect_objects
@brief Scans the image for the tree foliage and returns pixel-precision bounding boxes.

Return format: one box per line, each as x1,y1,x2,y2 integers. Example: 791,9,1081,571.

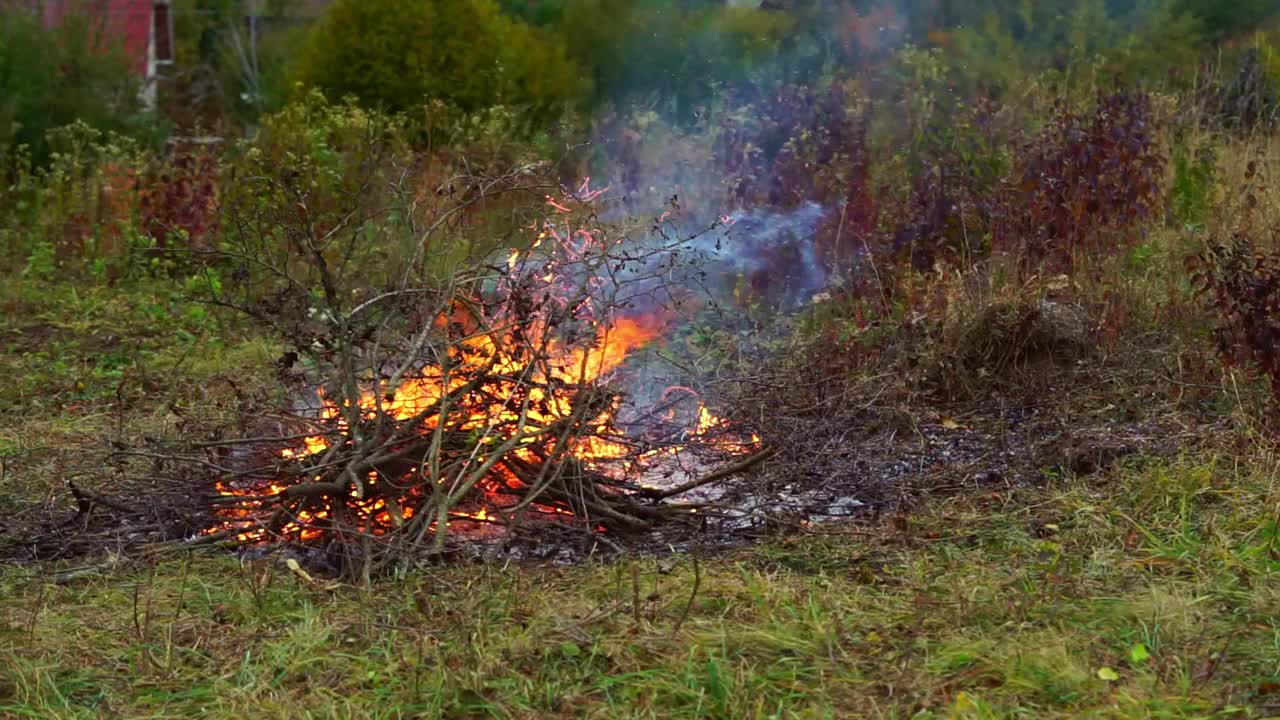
555,0,796,116
292,0,582,117
1175,0,1276,40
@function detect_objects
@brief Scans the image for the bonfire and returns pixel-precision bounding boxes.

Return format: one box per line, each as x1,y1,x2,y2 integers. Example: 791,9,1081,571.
198,181,771,573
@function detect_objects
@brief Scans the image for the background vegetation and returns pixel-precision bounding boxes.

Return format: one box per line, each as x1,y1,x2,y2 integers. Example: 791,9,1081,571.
4,0,1280,716
0,9,154,166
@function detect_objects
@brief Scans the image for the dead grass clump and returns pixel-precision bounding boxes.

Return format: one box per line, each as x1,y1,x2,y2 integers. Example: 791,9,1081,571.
937,290,1095,398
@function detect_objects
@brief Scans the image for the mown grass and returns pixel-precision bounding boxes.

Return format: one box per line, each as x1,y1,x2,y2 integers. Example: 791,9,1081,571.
0,276,276,415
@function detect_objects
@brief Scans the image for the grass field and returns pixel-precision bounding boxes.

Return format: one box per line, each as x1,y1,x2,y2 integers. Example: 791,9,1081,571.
4,455,1279,718
3,276,1280,719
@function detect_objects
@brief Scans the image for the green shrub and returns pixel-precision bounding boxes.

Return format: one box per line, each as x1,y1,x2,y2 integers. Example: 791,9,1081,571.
291,0,582,119
217,91,418,297
1,122,150,272
1170,138,1216,229
0,9,155,166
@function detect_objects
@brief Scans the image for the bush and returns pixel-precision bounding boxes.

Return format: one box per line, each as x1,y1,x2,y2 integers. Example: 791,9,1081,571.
1,122,148,274
1192,230,1280,401
0,9,155,166
556,0,793,116
1190,160,1280,407
291,0,582,119
216,91,421,300
1002,90,1165,267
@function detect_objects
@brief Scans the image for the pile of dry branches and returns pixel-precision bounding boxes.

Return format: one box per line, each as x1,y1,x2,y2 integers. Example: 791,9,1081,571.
146,155,771,576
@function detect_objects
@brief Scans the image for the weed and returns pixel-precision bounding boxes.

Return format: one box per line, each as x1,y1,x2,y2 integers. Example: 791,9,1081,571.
1171,137,1218,229
1007,90,1165,268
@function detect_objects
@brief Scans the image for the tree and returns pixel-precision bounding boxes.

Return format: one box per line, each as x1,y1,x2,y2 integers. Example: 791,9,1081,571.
497,0,565,25
1175,0,1275,39
292,0,583,117
556,0,794,115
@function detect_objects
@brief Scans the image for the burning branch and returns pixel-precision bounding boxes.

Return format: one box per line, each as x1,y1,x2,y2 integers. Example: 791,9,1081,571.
169,156,765,576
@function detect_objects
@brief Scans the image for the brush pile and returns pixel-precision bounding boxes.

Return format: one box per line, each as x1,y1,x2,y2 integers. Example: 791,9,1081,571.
177,184,768,575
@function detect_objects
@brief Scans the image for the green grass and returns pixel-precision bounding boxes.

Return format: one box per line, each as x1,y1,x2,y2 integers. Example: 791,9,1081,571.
0,276,275,416
0,274,280,514
2,265,1280,718
3,453,1280,718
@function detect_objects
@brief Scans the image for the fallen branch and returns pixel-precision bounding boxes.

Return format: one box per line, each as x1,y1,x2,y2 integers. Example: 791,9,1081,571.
68,481,140,515
644,446,779,500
